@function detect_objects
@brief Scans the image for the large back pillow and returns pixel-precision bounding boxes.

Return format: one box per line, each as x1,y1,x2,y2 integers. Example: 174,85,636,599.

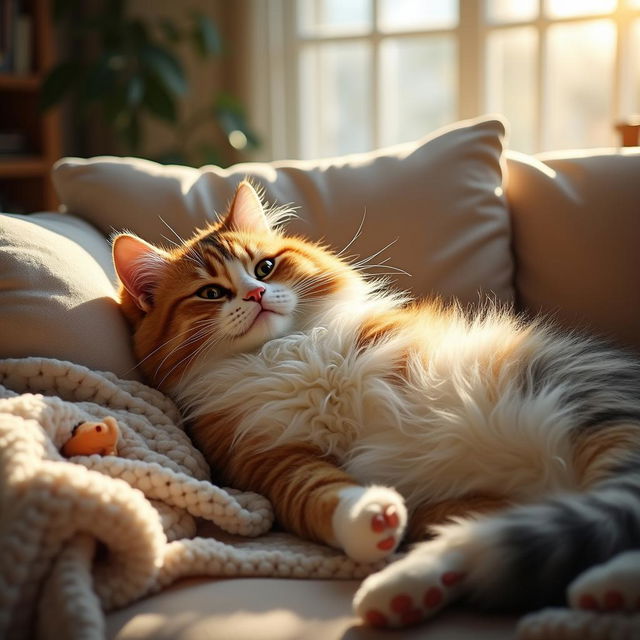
53,116,514,307
506,149,640,352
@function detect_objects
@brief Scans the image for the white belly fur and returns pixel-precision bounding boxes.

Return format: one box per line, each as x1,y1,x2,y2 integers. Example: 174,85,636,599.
177,312,579,512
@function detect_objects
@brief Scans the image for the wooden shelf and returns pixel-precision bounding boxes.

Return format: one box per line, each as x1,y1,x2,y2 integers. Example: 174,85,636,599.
0,73,41,91
0,156,47,177
0,0,60,212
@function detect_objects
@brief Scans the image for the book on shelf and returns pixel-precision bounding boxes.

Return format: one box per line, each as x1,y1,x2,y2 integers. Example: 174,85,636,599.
0,0,32,75
0,130,28,154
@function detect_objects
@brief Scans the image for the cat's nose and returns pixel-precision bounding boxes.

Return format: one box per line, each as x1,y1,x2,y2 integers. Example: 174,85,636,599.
243,286,265,303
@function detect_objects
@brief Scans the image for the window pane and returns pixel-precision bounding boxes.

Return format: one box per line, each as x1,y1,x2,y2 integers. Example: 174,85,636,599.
545,20,616,150
380,36,457,146
486,27,537,152
298,0,372,37
378,0,458,32
486,0,538,23
299,42,373,158
545,0,616,18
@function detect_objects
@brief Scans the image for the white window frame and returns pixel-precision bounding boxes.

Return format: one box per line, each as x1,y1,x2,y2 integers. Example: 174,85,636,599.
244,0,640,160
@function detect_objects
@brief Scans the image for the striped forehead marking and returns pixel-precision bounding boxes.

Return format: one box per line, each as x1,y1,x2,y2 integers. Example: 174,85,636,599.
200,234,234,260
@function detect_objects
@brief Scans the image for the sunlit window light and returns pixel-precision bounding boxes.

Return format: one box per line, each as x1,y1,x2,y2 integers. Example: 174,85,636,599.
275,0,640,159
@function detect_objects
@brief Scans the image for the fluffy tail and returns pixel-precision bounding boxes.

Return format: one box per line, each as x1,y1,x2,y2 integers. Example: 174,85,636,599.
354,455,640,628
463,457,640,609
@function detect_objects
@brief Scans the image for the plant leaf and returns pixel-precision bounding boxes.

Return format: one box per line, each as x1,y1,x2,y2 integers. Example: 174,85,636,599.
81,53,118,103
127,75,145,107
128,19,150,47
143,73,178,123
40,62,83,110
191,12,222,57
119,110,141,152
140,45,187,95
159,18,181,43
101,82,129,126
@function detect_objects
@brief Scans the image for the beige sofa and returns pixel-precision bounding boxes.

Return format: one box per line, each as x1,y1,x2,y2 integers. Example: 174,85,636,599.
1,117,638,639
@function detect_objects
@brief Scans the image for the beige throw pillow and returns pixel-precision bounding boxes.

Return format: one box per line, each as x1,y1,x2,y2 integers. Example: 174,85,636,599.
0,213,139,378
53,116,514,306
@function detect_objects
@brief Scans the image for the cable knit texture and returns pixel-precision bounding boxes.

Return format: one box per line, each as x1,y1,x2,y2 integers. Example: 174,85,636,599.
3,357,627,640
0,357,381,640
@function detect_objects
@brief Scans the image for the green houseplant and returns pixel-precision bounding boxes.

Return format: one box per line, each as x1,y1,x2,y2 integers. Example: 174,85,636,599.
42,0,259,166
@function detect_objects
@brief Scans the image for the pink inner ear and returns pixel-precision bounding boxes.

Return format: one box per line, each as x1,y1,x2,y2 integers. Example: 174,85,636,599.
113,235,167,312
225,181,270,233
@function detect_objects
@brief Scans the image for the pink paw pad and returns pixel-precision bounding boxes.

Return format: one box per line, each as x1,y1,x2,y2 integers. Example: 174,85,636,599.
390,593,423,626
372,506,400,552
441,571,465,587
390,593,414,614
377,536,396,551
364,609,388,627
371,505,400,532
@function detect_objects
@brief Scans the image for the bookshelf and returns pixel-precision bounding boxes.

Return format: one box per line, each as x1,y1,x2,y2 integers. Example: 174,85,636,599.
0,0,60,212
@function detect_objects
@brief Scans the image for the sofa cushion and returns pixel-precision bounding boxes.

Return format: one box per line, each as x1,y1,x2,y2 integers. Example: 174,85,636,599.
53,116,514,307
105,577,518,640
505,149,640,351
0,212,139,378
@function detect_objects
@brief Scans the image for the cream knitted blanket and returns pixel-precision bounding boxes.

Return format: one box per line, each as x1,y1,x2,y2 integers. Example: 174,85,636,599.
0,358,379,640
1,357,636,640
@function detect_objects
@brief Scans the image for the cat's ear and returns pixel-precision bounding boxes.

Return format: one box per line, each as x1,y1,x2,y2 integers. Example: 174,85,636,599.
223,180,270,233
112,234,169,313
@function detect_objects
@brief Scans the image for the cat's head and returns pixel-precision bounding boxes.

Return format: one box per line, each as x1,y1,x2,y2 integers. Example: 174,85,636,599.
112,181,368,390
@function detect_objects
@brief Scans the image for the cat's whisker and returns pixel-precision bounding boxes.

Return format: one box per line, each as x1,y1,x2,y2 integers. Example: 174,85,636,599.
349,237,399,269
353,263,413,277
152,321,219,379
156,338,212,387
132,322,213,372
187,247,209,269
336,210,367,258
159,328,226,387
176,331,225,386
159,233,181,249
158,217,211,269
290,276,325,293
159,216,188,245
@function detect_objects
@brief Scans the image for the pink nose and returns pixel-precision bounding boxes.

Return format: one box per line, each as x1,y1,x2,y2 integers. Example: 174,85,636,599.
243,286,265,302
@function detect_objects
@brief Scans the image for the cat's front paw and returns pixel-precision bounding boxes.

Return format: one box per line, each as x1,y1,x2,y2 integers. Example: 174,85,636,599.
568,550,640,612
332,486,407,563
353,542,467,628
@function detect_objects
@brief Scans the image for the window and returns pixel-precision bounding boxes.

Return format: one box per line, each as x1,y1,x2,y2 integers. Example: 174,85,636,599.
247,0,640,159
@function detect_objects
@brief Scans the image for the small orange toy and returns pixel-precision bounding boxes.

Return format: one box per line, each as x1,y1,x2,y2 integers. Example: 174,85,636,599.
61,416,120,457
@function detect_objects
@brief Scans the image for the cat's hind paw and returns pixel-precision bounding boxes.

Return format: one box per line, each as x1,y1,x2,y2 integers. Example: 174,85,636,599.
353,543,467,628
332,486,407,563
568,550,640,613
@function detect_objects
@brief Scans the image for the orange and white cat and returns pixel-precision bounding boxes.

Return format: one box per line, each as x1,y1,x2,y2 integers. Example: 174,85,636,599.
113,181,640,629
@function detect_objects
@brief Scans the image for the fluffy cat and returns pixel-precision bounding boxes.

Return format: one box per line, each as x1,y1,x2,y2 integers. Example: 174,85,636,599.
112,181,640,629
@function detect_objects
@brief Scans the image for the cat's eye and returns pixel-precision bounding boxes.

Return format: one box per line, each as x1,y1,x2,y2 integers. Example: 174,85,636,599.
196,285,227,301
255,258,275,280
